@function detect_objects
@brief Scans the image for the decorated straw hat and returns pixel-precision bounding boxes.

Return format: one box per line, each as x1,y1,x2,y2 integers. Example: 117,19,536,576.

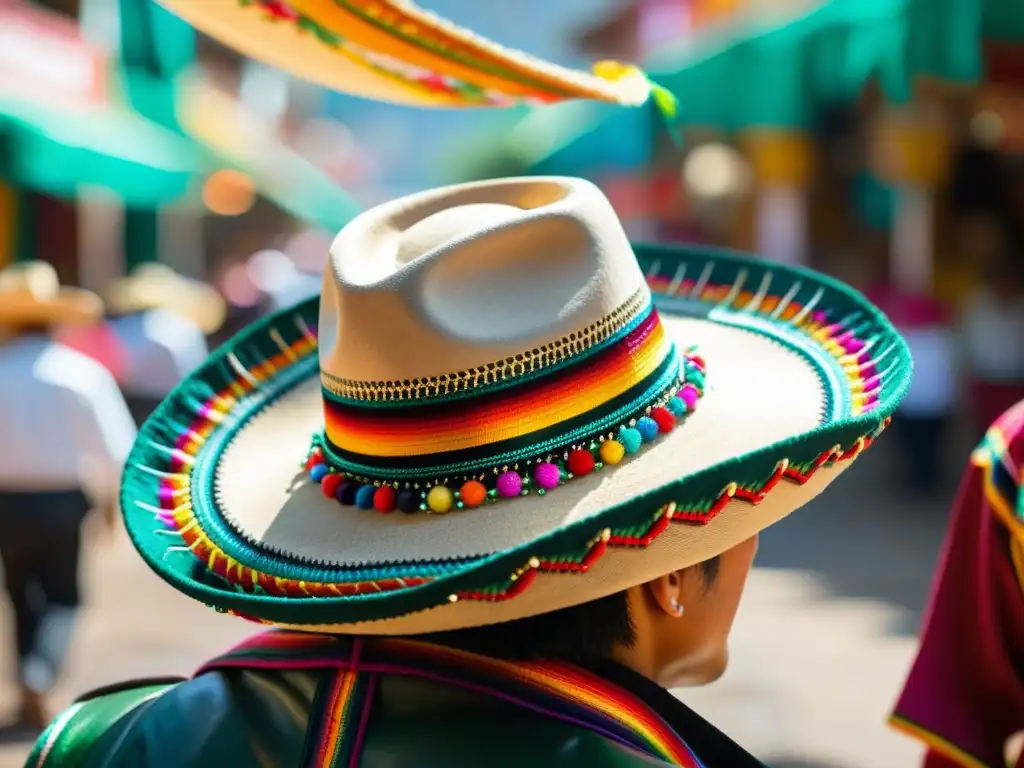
105,263,227,335
122,177,911,634
154,0,673,111
0,261,103,328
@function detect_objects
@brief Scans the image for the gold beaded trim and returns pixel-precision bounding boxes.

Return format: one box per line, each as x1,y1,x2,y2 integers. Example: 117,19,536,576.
321,287,651,402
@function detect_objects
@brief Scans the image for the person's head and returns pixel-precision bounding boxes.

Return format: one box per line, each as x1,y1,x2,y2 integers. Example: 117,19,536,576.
422,534,759,689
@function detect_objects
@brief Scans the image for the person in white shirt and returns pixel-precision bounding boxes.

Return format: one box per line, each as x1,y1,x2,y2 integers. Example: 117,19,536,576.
103,263,226,424
0,262,138,738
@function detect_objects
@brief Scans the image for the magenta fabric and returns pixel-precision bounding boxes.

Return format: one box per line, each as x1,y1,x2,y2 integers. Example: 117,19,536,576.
865,286,952,328
892,401,1024,767
968,381,1024,443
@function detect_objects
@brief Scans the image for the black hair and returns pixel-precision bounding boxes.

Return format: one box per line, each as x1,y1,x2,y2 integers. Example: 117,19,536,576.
419,555,721,666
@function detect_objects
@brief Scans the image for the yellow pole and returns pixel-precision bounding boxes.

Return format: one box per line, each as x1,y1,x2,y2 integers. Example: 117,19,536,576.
739,130,814,265
869,108,950,293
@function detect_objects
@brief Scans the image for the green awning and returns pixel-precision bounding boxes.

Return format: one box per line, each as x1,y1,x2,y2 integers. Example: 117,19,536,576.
649,0,1024,131
647,1,907,130
0,97,200,204
511,100,653,176
446,100,654,182
471,0,1024,181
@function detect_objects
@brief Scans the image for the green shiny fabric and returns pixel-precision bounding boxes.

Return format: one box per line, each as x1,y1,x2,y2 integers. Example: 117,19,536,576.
26,670,666,767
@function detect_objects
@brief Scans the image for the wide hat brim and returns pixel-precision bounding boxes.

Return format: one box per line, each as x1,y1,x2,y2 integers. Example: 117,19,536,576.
155,0,651,108
123,244,910,633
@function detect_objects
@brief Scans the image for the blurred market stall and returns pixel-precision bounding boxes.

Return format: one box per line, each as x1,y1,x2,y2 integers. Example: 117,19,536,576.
454,0,1024,304
0,0,363,295
0,0,201,282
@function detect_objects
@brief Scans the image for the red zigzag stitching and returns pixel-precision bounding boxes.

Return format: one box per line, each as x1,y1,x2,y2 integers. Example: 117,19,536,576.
457,424,886,602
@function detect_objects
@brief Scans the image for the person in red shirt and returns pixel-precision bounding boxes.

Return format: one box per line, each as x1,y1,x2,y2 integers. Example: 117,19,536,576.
891,400,1024,767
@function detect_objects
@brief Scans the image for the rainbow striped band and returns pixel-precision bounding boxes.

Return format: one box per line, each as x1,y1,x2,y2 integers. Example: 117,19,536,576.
320,287,650,403
305,307,705,514
197,630,703,767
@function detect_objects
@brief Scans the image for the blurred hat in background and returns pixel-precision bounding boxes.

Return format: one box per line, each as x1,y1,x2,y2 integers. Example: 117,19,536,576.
0,261,103,329
105,263,227,335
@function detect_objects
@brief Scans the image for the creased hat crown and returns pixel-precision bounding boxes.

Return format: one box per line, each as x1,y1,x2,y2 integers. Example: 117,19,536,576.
318,177,649,391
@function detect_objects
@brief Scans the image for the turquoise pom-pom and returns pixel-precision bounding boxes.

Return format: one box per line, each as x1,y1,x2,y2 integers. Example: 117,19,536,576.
309,464,329,482
355,485,376,509
619,427,643,454
636,417,659,443
666,397,686,417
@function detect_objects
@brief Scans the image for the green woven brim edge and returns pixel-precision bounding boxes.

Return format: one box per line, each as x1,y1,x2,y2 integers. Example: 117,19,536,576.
121,242,911,626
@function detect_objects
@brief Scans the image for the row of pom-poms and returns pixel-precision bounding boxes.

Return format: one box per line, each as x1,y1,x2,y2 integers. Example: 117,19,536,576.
302,352,706,514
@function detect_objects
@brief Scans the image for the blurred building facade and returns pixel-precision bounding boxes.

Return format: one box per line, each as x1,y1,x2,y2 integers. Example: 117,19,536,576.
0,0,362,305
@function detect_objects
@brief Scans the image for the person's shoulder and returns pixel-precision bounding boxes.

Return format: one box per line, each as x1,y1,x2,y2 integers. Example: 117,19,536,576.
23,677,185,768
992,400,1024,471
361,708,670,767
22,671,272,768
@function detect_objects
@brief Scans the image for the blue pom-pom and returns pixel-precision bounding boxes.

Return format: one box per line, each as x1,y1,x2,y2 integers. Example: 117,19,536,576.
636,417,659,443
619,427,643,455
355,485,376,510
309,464,329,482
666,397,686,417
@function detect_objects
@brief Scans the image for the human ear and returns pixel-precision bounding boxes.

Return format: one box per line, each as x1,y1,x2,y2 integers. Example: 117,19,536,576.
644,571,685,618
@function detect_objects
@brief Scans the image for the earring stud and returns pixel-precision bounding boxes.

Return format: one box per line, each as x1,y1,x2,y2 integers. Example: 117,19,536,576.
670,599,684,616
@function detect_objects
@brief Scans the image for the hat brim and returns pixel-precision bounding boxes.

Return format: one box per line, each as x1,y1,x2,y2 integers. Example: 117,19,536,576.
122,244,910,632
156,0,649,107
0,289,103,328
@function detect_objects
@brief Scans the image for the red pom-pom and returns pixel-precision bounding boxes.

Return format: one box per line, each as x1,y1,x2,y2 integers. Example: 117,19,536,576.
321,472,343,499
304,447,325,470
651,406,675,433
567,449,596,476
373,486,397,514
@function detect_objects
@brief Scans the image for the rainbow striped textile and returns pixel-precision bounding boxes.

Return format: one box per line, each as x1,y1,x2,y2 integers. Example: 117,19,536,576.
198,630,704,767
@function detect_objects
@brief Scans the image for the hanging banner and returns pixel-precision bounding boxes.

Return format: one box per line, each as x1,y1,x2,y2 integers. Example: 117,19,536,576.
0,0,107,108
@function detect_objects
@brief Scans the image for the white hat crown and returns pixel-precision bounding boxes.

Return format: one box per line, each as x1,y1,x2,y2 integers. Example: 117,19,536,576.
318,177,650,392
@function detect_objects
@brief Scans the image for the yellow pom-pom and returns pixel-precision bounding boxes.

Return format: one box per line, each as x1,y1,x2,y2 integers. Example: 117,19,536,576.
593,60,635,82
599,440,626,465
426,485,454,514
